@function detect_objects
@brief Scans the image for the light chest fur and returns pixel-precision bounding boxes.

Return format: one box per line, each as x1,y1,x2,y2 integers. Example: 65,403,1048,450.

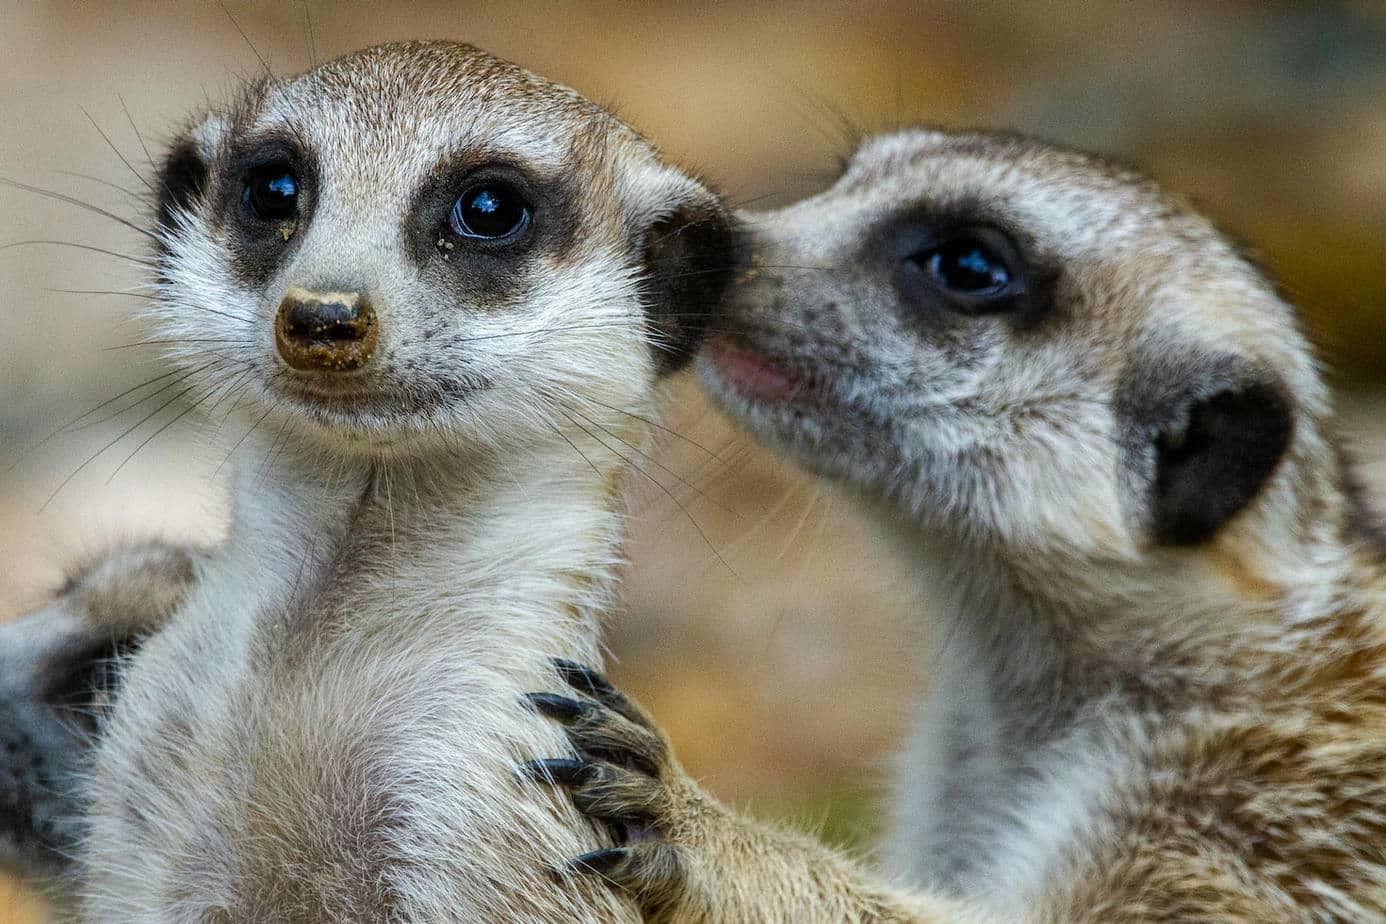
82,433,642,921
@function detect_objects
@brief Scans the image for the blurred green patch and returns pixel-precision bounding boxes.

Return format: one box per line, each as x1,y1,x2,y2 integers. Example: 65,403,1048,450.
743,780,886,854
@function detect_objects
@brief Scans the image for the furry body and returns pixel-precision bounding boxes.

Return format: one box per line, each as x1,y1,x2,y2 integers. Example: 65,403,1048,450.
1,41,736,922
538,129,1386,922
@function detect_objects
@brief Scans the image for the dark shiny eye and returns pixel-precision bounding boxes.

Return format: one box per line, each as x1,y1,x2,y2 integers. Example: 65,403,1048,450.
243,164,299,221
922,237,1013,296
449,184,530,240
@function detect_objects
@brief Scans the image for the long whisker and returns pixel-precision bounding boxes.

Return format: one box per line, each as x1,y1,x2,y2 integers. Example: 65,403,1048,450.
123,298,258,325
105,395,206,484
216,0,317,163
252,414,294,496
382,462,397,554
566,405,735,516
105,337,255,351
38,381,203,513
577,395,727,462
218,0,275,80
55,170,146,203
0,239,154,267
0,176,158,242
776,481,822,562
728,190,792,210
205,367,255,417
44,286,154,299
302,0,318,68
720,475,803,557
65,361,233,436
559,408,741,583
78,105,154,194
547,421,603,479
5,365,190,472
117,94,155,173
215,399,281,479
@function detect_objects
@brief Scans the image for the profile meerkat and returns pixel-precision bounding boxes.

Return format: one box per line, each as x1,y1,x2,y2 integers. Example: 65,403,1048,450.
0,41,739,921
530,128,1386,921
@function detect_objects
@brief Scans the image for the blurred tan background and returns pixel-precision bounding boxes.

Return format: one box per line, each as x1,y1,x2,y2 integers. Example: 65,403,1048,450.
3,1,1385,918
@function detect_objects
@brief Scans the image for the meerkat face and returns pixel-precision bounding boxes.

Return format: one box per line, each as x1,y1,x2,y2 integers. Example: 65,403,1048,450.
151,42,736,458
703,129,1324,557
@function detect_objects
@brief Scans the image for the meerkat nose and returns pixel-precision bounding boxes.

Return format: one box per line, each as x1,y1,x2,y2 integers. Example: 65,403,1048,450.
274,287,379,372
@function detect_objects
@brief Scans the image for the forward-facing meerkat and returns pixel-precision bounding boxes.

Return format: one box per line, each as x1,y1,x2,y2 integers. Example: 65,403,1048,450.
530,128,1386,922
0,41,738,921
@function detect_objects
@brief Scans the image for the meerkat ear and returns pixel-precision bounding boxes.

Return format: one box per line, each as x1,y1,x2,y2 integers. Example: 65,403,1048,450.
1122,354,1294,546
631,169,744,375
155,112,228,231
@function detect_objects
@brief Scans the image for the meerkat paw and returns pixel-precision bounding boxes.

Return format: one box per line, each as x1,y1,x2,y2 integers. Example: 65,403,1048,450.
522,659,693,911
523,661,978,923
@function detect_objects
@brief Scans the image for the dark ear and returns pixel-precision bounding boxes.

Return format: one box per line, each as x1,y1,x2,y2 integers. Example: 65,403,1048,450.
155,136,211,232
638,191,744,376
154,113,226,234
1120,353,1294,546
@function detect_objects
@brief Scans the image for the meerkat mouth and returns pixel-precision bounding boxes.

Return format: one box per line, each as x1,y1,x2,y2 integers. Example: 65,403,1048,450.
706,336,815,404
276,378,394,417
269,378,456,443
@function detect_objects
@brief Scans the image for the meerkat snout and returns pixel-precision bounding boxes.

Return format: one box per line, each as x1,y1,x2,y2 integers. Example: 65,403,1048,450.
274,287,378,372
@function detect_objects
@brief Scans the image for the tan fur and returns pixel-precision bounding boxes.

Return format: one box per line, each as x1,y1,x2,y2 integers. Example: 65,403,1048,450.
535,129,1386,922
64,542,203,636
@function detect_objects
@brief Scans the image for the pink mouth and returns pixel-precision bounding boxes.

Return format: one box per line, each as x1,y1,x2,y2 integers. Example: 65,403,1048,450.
707,337,805,403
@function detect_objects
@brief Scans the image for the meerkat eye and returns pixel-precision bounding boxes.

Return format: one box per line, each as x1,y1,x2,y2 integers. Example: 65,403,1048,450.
450,183,531,241
901,227,1027,314
242,164,300,221
925,238,1011,295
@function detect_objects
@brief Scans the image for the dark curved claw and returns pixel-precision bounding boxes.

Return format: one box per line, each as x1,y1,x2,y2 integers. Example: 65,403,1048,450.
523,660,689,912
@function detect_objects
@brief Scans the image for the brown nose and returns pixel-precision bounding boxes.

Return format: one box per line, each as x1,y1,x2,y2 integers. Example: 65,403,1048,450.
274,287,378,372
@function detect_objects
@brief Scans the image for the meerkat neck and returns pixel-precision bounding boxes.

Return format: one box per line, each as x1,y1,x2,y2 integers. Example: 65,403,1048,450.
204,422,633,660
882,451,1386,897
896,457,1385,719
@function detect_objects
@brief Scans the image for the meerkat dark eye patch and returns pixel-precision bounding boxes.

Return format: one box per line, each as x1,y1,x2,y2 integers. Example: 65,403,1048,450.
155,137,211,233
408,160,552,269
884,218,1052,330
921,236,1013,296
1119,353,1294,545
219,138,318,287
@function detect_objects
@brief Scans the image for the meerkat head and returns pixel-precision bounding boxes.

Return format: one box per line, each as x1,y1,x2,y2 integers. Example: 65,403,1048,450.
703,128,1333,570
151,41,737,460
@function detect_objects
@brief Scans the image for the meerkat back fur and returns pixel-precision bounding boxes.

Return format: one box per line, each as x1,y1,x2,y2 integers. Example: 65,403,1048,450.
0,541,199,889
529,128,1386,922
2,41,739,922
